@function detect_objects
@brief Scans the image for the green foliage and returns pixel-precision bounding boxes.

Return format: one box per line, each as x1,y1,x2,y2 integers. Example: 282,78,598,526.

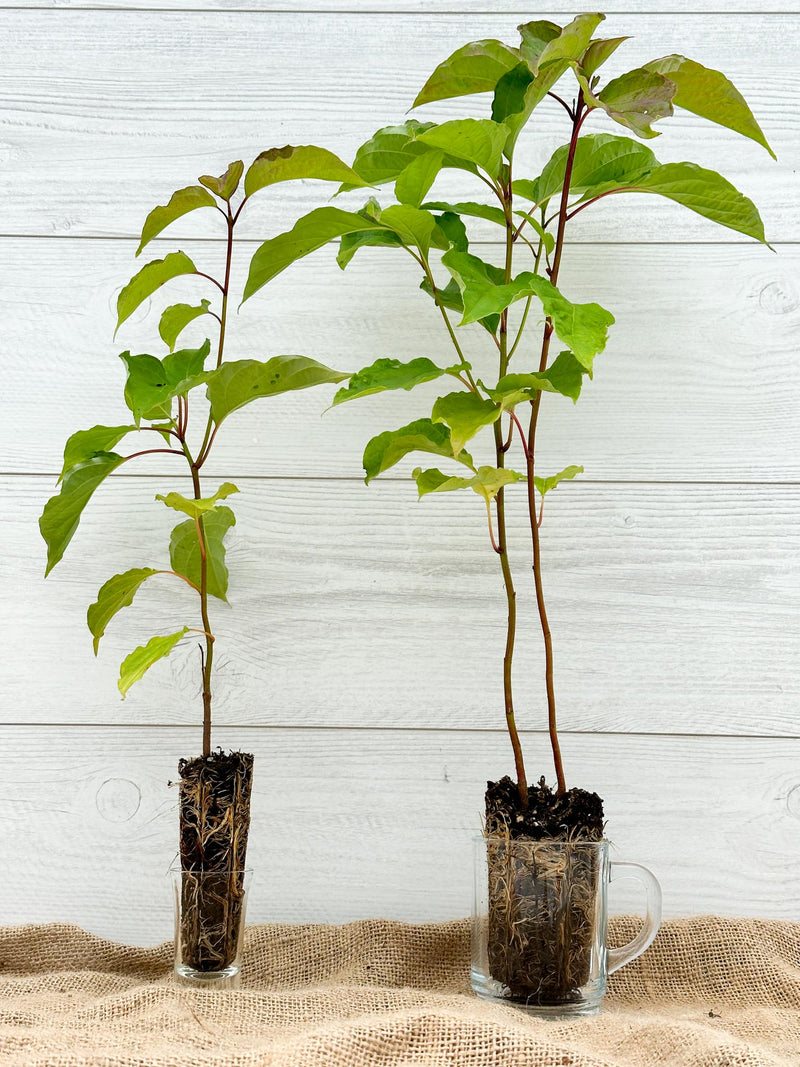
412,39,521,107
60,424,137,481
414,465,524,503
159,299,213,351
363,419,472,483
490,352,588,406
534,464,584,496
331,358,457,407
170,506,236,602
591,68,677,138
118,628,190,698
643,55,775,157
345,121,436,188
337,228,404,269
417,119,508,178
156,482,239,519
394,151,444,207
199,160,244,200
201,357,348,424
119,339,211,423
244,144,367,196
116,251,197,334
431,391,501,456
87,568,158,654
137,186,216,256
379,204,449,256
523,133,657,207
244,207,386,300
41,454,126,575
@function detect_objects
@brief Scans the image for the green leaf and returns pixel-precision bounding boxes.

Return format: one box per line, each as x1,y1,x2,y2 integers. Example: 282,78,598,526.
417,119,508,178
490,352,588,406
414,464,524,503
199,161,244,201
87,567,159,655
593,68,676,139
244,144,367,198
395,151,444,208
60,424,137,481
423,200,507,228
170,506,235,602
159,299,213,352
441,250,614,365
580,36,629,78
644,55,774,158
244,207,386,301
534,464,583,495
337,228,404,269
136,186,216,256
527,133,658,207
431,391,501,455
118,628,190,699
345,121,436,187
491,61,537,150
413,39,521,107
119,339,211,423
116,251,197,335
517,13,606,113
363,418,472,483
156,481,239,519
622,162,768,243
434,211,469,252
202,356,348,424
517,21,562,66
379,204,448,256
331,358,454,407
40,454,126,575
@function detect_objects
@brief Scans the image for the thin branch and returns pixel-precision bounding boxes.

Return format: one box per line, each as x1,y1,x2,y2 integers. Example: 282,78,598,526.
193,271,225,292
155,569,202,596
485,501,502,554
123,448,185,461
547,91,575,118
507,295,532,362
537,493,545,528
566,187,630,223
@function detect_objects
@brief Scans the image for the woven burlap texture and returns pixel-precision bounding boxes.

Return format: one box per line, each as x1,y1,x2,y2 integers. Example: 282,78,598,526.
1,917,798,1066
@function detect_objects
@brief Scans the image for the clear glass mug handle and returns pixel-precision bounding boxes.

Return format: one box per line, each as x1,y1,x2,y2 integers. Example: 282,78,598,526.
607,861,663,975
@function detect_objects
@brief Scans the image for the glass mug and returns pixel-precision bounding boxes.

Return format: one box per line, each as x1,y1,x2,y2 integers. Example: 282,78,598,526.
472,837,661,1016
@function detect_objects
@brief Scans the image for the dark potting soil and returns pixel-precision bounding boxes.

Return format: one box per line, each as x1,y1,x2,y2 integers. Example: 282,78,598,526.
177,749,254,972
484,776,605,1006
485,775,604,840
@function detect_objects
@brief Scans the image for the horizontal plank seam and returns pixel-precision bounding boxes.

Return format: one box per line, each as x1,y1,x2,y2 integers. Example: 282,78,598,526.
1,723,796,740
1,235,796,248
8,471,800,487
2,7,795,14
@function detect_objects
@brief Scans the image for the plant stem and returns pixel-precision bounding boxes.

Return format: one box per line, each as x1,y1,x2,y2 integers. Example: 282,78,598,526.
525,99,586,795
416,252,478,392
495,164,528,808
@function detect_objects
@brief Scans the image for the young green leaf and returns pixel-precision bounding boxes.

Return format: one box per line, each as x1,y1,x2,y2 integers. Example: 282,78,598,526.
423,200,507,229
527,133,658,207
413,39,521,108
363,418,472,483
491,61,537,149
244,145,368,197
344,121,436,188
156,481,239,519
159,299,213,352
60,424,137,481
40,454,126,575
201,357,347,424
517,21,561,67
199,161,244,201
120,339,211,423
534,464,584,495
434,211,469,252
580,36,629,78
331,358,455,407
244,207,386,300
170,506,236,602
644,55,775,158
116,251,197,335
337,229,404,269
136,186,217,256
118,628,190,699
87,567,159,654
490,352,588,406
431,391,502,456
395,151,444,208
517,13,606,112
609,162,768,243
417,119,508,178
379,204,449,256
414,464,524,503
593,68,677,139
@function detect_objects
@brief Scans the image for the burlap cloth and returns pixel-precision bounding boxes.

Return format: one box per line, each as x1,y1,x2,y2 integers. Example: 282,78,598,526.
0,917,798,1066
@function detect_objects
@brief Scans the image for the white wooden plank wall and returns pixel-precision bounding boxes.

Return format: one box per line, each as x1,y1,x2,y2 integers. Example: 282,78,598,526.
1,2,798,945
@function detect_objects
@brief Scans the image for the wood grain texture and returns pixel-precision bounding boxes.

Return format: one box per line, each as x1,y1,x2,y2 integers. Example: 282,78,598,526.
0,11,792,240
4,239,797,481
2,725,798,942
8,475,800,735
7,2,799,12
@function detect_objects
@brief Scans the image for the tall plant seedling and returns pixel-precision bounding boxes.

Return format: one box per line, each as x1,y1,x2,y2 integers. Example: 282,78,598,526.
243,14,774,1006
40,147,367,977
